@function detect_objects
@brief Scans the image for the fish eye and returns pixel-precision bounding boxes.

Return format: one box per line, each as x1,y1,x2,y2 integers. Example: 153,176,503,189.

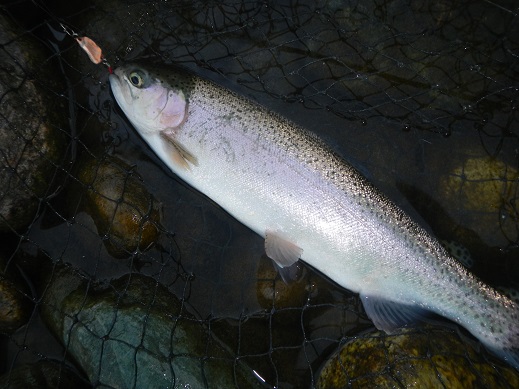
129,71,145,88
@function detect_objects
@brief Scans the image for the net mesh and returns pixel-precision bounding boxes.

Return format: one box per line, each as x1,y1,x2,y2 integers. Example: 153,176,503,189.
1,0,518,388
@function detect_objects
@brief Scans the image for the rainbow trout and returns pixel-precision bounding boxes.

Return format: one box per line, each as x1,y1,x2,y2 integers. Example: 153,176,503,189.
109,63,519,369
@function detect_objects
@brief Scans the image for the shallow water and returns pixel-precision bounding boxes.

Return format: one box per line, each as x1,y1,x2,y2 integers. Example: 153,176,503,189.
1,0,518,387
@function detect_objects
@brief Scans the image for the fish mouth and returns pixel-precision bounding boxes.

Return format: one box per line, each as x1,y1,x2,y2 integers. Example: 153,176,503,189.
108,74,119,89
109,71,133,108
108,71,123,93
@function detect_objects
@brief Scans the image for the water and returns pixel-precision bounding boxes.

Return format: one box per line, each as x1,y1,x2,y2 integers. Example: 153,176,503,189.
1,0,518,387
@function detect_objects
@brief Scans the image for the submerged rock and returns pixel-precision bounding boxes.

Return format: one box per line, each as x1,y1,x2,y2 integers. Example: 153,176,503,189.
256,255,313,310
71,153,161,258
440,157,518,215
41,265,264,388
0,255,32,333
0,274,31,334
0,12,68,232
438,156,518,248
0,360,89,389
316,327,519,388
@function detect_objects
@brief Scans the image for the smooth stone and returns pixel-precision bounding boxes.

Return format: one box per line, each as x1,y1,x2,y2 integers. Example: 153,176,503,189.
316,327,519,388
71,153,162,258
0,255,32,334
0,274,31,334
0,12,68,232
438,156,518,248
40,266,265,388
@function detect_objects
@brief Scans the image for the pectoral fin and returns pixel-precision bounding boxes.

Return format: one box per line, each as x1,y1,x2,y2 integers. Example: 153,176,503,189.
160,131,198,170
265,230,303,282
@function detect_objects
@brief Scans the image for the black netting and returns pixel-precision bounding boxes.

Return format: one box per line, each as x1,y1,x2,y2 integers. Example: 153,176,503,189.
1,0,518,388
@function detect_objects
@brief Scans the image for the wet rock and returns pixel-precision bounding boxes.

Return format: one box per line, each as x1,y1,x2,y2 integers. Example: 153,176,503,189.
70,153,161,258
40,265,264,388
438,156,518,248
316,327,519,388
256,255,316,310
0,255,32,333
0,360,90,389
0,12,68,232
440,157,518,214
0,274,31,334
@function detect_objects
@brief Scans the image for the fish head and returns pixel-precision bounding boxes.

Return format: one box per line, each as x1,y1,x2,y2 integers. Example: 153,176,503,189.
109,64,187,135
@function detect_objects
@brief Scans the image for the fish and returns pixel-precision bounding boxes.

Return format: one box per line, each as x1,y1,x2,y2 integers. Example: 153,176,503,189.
109,63,519,370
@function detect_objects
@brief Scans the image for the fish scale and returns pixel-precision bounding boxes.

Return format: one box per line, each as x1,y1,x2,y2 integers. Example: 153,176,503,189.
109,63,519,370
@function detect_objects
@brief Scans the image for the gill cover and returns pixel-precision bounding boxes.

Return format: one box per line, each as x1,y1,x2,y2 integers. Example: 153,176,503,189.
110,65,197,169
111,66,187,134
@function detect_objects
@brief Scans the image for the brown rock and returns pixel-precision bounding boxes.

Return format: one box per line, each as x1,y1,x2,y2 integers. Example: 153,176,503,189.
72,153,161,258
0,12,68,232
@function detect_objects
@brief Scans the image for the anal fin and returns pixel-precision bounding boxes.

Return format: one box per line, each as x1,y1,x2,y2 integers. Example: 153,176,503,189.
360,293,431,333
160,131,198,170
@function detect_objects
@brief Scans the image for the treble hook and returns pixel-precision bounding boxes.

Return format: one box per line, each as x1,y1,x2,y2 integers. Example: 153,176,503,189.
60,22,79,38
